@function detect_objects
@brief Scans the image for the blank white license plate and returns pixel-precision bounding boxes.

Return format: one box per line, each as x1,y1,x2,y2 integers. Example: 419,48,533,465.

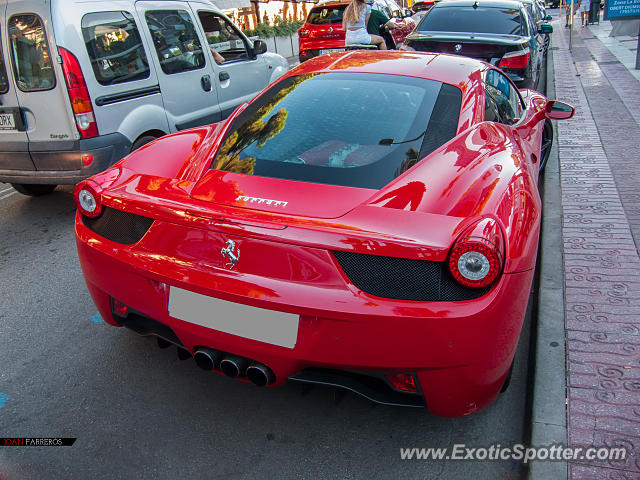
320,48,343,54
0,113,16,130
168,286,299,349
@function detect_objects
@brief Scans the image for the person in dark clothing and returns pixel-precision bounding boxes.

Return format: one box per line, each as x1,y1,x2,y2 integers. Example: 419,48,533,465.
366,6,397,49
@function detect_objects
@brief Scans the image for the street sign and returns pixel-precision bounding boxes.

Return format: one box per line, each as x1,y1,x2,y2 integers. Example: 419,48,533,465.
604,0,640,20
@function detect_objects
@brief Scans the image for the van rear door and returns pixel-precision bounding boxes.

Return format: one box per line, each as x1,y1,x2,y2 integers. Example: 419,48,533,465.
4,1,78,171
0,0,35,173
135,1,222,131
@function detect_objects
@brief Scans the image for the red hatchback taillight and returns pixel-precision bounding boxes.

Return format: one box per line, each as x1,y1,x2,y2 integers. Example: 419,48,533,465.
498,50,530,70
298,28,310,37
58,46,98,139
448,218,504,289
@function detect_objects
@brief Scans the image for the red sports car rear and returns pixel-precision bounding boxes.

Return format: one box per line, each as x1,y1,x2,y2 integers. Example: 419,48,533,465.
75,51,573,417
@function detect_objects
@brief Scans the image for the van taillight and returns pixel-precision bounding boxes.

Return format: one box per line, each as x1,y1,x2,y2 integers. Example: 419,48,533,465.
58,47,98,139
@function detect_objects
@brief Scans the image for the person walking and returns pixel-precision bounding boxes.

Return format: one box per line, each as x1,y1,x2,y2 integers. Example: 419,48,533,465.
343,0,386,49
561,0,579,27
579,0,591,26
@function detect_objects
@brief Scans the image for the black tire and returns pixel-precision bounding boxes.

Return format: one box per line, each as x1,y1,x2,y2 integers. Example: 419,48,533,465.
500,361,514,393
11,183,57,196
539,120,554,176
130,135,159,152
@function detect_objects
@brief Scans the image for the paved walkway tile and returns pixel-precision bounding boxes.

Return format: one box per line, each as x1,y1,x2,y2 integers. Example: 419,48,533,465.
553,20,640,480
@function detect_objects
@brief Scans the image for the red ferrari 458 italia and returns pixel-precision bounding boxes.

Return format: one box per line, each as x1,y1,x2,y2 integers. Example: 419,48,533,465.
75,51,574,417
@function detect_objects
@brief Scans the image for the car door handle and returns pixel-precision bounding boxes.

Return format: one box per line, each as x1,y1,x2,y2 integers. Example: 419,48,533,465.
201,75,212,92
219,71,230,82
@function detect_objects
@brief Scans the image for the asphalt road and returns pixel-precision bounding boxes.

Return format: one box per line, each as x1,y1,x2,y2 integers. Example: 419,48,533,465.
0,38,551,480
0,182,533,480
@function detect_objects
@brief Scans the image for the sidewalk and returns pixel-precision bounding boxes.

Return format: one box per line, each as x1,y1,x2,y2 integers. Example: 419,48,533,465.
543,16,640,480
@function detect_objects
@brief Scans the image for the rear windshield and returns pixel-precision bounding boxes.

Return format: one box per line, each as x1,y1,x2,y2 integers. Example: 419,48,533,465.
210,72,462,190
82,11,150,86
8,14,56,91
418,7,525,36
0,33,8,94
307,6,345,25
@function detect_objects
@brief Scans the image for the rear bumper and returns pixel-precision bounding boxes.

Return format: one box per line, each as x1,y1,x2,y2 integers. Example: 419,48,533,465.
76,213,535,417
0,132,131,185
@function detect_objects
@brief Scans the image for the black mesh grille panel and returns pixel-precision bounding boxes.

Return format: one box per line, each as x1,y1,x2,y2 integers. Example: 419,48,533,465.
82,206,154,245
333,251,491,301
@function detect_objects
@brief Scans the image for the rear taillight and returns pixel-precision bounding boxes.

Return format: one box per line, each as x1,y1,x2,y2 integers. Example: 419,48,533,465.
498,50,530,70
73,167,121,218
298,28,310,37
448,218,504,289
73,180,102,218
58,47,98,139
386,373,418,393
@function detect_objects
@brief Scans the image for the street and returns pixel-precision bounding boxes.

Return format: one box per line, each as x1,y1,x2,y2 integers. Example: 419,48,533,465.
0,183,534,479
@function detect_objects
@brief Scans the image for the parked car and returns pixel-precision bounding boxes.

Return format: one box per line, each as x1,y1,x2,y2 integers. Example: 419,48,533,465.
0,0,288,196
411,0,438,23
401,0,552,90
74,50,574,417
297,0,415,63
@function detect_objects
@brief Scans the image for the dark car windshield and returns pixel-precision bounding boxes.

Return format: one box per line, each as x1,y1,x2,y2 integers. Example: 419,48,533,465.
418,7,525,36
210,72,462,189
307,6,346,25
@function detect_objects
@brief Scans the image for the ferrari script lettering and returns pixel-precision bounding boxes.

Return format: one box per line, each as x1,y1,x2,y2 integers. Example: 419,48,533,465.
235,195,288,207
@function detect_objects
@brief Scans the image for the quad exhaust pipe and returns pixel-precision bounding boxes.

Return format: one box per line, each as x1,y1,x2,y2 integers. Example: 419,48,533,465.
194,347,222,371
192,348,275,385
246,363,275,386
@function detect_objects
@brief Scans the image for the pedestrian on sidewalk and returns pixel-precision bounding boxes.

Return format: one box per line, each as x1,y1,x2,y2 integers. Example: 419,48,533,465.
579,0,591,26
561,0,579,27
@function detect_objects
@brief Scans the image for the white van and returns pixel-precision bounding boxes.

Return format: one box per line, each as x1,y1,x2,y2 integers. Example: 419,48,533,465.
0,0,288,195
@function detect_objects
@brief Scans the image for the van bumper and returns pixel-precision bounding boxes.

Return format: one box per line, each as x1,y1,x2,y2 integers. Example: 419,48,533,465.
0,132,131,185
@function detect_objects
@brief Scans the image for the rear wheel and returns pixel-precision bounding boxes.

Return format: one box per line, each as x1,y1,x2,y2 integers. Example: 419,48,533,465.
539,120,553,176
500,361,514,393
11,183,57,196
130,135,159,152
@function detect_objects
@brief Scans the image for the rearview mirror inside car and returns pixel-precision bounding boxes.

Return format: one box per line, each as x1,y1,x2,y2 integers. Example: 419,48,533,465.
546,100,575,120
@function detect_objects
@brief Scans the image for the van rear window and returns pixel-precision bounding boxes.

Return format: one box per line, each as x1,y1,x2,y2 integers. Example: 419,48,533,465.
82,11,150,86
8,14,56,91
0,33,8,94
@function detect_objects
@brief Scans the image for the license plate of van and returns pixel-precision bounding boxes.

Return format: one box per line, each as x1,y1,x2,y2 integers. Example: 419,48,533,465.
0,113,16,131
320,49,344,54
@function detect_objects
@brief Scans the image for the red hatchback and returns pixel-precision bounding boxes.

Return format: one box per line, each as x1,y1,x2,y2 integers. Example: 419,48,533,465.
298,0,416,63
75,51,573,417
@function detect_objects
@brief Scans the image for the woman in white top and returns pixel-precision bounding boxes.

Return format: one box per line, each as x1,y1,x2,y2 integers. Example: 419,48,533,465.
342,0,387,49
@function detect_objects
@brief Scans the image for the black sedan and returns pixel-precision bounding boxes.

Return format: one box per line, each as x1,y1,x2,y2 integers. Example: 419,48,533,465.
401,0,552,91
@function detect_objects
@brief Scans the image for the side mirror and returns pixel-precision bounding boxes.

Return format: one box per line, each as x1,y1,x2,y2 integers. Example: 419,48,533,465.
544,15,553,21
540,23,553,34
403,8,413,17
253,39,267,55
546,100,575,120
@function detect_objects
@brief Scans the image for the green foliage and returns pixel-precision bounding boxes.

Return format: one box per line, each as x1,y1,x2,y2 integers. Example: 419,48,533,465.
244,19,304,38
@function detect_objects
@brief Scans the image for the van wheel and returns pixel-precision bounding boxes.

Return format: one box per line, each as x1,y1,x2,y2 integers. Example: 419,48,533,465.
11,183,57,196
130,135,159,152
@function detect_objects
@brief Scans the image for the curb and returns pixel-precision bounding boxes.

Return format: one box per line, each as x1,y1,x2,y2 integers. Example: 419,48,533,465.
528,43,569,480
